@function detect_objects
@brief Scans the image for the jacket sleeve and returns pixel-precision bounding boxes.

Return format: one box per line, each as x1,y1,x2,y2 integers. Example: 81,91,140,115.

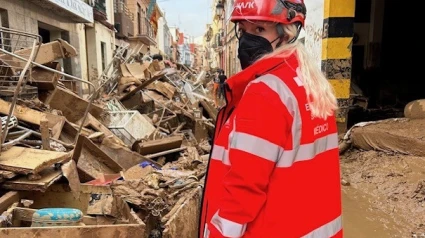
209,83,291,238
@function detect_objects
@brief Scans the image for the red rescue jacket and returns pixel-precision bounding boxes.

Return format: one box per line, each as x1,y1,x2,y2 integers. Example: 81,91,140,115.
199,54,342,238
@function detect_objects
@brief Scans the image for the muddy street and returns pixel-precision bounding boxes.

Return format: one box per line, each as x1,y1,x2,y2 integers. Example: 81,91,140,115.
341,146,425,237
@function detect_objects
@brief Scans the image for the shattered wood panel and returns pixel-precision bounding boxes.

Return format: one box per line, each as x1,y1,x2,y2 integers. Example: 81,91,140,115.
0,147,70,174
0,224,144,238
100,137,161,170
125,63,147,80
146,81,176,100
121,91,144,110
46,87,104,123
193,120,209,143
1,168,62,192
199,100,217,123
29,62,61,90
72,135,123,183
162,187,202,238
133,136,183,155
120,64,132,77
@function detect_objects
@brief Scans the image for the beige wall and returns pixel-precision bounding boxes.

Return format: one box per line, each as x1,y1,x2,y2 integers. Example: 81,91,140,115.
86,22,115,86
127,0,149,36
0,0,89,94
85,0,115,90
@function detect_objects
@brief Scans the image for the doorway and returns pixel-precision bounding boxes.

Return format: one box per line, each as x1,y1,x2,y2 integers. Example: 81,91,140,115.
348,0,420,127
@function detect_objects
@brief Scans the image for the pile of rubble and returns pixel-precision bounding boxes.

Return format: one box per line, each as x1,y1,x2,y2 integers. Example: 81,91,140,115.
0,27,216,237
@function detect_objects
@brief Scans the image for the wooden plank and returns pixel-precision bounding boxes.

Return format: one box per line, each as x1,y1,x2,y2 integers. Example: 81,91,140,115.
145,147,187,159
0,147,71,174
29,62,61,90
199,99,217,123
162,187,202,238
72,135,122,183
45,87,104,123
0,224,144,238
40,116,50,150
1,168,62,192
100,137,161,170
0,191,19,213
146,81,176,99
132,135,183,155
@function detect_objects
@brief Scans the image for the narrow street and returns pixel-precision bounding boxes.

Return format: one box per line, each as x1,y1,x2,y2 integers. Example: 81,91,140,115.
0,0,423,237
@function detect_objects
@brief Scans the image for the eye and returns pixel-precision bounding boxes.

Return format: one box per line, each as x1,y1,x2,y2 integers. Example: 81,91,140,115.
255,27,265,34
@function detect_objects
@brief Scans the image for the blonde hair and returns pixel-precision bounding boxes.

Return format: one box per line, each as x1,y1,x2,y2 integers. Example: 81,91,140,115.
260,24,338,119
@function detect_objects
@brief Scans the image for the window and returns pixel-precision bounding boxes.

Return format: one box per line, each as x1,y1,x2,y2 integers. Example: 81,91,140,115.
0,8,9,50
101,41,106,71
137,4,141,35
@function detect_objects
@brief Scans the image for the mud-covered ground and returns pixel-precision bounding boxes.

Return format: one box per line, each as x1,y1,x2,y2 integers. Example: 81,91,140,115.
341,149,425,237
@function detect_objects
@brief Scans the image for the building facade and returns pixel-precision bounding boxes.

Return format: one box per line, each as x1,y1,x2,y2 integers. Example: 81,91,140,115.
157,14,173,59
85,0,116,86
126,0,162,55
0,0,93,94
177,32,191,67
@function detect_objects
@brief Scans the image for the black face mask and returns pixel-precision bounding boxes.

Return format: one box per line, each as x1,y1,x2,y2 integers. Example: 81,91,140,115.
238,32,275,70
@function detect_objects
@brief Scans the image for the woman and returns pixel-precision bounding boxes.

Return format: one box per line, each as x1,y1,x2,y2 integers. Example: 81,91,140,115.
199,0,342,238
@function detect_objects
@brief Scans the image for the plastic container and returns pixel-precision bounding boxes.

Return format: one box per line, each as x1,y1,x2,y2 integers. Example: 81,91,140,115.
31,208,83,227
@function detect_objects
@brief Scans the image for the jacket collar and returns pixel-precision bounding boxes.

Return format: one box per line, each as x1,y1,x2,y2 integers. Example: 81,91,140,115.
225,55,296,104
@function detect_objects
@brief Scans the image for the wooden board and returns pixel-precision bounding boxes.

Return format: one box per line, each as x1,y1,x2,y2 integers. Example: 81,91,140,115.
162,187,202,238
0,147,70,174
133,135,183,155
0,191,19,214
1,168,62,192
45,87,103,123
29,62,61,90
0,99,66,134
0,224,144,238
146,81,176,100
72,135,123,183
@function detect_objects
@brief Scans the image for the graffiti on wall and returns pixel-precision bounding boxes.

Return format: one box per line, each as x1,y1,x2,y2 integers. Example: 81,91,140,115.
304,23,323,67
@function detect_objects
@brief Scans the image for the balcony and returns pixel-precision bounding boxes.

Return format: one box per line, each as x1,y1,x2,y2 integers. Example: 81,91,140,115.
131,17,156,46
114,0,134,38
92,0,107,22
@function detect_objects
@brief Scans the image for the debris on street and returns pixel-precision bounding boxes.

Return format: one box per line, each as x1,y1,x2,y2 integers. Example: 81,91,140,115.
339,102,425,236
0,26,216,237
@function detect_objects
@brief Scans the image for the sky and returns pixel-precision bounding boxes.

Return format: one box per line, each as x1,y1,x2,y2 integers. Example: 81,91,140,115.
157,0,214,38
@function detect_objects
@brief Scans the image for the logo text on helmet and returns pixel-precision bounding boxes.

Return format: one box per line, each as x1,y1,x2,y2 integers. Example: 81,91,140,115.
235,2,255,9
